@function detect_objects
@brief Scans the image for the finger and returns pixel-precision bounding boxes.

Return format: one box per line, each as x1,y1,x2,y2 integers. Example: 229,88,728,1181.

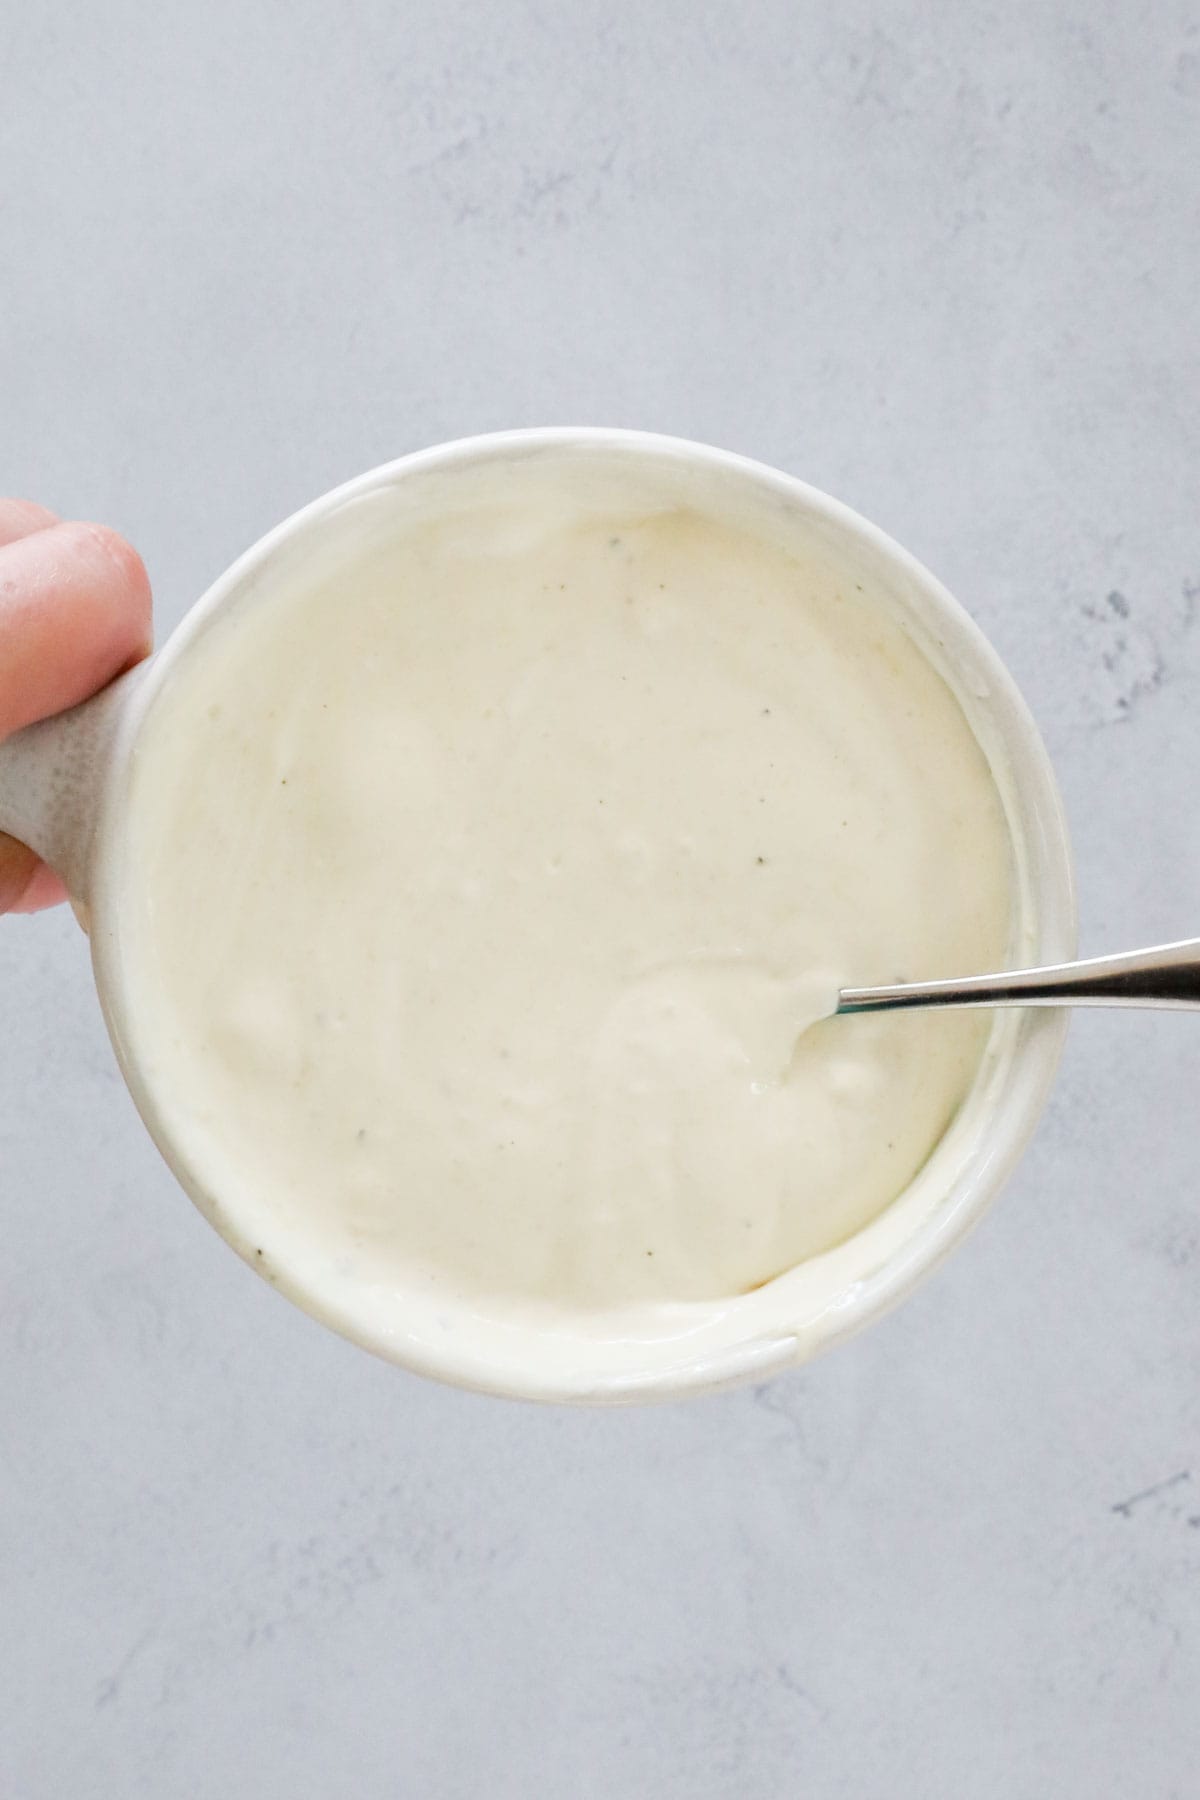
0,516,151,915
0,520,152,741
0,832,40,910
4,857,68,913
0,498,59,548
0,502,67,909
0,833,66,912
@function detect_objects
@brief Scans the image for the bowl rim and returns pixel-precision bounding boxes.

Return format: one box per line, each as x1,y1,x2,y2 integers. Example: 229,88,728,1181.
88,426,1077,1402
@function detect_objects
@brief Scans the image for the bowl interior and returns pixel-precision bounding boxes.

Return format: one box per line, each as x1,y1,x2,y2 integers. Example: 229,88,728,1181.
93,430,1075,1402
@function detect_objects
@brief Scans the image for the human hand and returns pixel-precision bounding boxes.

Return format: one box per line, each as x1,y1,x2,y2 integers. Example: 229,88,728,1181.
0,500,151,913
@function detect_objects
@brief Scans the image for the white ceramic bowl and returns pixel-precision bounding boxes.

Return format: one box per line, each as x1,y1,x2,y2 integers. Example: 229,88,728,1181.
0,430,1074,1402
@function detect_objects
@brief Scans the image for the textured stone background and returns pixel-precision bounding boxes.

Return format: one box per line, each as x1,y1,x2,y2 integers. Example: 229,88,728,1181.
2,3,1198,1795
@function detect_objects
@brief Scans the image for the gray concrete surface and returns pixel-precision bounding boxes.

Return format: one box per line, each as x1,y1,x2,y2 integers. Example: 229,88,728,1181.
2,2,1199,1794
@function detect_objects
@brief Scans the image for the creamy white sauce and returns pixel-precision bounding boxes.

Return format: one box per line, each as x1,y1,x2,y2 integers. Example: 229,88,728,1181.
118,468,1013,1383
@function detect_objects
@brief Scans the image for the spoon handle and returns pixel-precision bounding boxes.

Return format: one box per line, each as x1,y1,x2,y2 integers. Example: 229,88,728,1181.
837,937,1200,1015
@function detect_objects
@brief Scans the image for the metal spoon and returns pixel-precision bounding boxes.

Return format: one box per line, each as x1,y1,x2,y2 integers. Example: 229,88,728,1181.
837,938,1200,1015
